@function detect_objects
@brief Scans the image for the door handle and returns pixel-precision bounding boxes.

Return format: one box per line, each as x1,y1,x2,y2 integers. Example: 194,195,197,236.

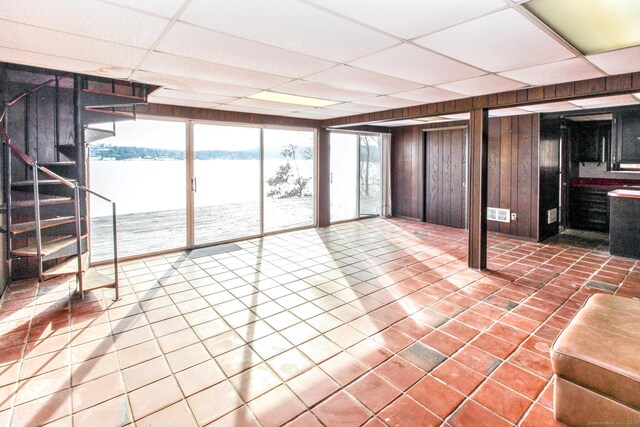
330,172,333,184
191,177,197,192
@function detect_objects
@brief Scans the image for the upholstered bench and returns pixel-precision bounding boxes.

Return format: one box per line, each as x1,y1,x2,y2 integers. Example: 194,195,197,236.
550,294,640,425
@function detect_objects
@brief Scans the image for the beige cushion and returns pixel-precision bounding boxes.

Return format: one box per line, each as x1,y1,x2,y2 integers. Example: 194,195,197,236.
551,294,640,410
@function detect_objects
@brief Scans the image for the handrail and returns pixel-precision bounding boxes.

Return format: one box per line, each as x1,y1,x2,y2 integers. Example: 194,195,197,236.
1,78,119,299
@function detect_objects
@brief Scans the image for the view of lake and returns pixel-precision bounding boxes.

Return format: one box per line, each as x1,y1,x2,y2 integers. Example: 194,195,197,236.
89,159,314,217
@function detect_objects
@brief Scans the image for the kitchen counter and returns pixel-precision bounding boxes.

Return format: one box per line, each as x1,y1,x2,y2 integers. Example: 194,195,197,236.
608,189,640,259
571,177,640,189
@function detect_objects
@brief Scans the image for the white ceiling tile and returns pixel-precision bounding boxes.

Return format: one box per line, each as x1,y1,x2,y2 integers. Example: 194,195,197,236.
180,0,398,63
489,107,533,117
0,20,147,68
305,65,423,95
519,101,582,112
270,80,375,102
288,109,351,119
157,22,335,78
131,70,260,97
304,0,507,40
0,0,169,48
140,52,291,89
349,44,485,85
0,46,133,78
101,0,186,18
498,58,604,86
218,104,299,117
416,9,574,72
587,45,640,75
330,103,385,113
150,98,224,109
392,86,465,103
149,88,236,104
436,75,526,96
569,94,639,108
353,96,420,109
227,98,316,112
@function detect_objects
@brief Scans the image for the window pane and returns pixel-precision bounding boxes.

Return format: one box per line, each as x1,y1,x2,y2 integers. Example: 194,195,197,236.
330,132,359,222
359,135,382,217
264,129,315,232
89,119,186,261
193,124,261,244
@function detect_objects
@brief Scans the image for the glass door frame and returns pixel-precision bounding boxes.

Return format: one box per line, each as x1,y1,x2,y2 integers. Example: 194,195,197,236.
329,129,383,224
187,119,318,250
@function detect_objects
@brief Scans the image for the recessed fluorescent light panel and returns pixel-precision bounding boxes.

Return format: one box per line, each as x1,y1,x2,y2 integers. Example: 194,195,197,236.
633,93,640,102
524,0,640,54
248,91,339,107
416,116,445,122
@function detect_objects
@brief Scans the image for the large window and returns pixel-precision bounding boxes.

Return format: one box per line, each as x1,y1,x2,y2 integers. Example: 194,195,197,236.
264,129,315,232
330,131,382,222
193,124,261,245
89,120,316,261
89,119,187,261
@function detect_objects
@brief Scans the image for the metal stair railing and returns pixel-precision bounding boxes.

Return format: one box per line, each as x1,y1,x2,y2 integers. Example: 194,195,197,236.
1,87,119,299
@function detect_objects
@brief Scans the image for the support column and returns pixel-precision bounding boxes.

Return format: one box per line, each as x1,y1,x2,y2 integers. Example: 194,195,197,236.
468,108,488,270
317,128,330,227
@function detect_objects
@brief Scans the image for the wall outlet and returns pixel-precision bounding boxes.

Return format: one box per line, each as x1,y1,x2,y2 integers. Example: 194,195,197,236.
511,213,517,221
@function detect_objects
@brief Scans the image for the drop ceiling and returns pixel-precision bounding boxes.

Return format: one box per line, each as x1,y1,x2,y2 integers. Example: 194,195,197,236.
1,0,640,121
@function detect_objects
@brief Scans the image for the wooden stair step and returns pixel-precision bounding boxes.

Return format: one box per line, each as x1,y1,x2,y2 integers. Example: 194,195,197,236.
0,197,73,213
10,216,80,235
43,252,90,278
12,235,81,257
80,89,146,109
85,127,115,143
81,269,116,292
83,108,135,125
12,179,76,187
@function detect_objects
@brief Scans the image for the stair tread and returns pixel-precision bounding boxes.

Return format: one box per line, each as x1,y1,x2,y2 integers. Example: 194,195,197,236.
39,161,76,166
81,88,145,102
11,216,80,234
12,179,76,186
0,197,73,211
84,108,135,117
12,235,84,257
82,269,116,292
43,252,90,278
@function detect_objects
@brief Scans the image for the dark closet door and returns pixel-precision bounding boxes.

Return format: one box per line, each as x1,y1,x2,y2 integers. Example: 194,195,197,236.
424,128,468,228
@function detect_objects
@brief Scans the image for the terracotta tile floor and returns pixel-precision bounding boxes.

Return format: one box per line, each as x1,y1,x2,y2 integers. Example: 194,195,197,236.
0,218,639,426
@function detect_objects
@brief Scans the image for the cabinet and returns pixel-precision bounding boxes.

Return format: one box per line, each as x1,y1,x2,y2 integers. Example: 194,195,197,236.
569,187,609,232
612,110,640,167
570,121,610,163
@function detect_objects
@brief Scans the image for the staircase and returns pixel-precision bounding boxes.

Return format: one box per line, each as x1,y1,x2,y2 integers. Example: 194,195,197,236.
1,71,152,299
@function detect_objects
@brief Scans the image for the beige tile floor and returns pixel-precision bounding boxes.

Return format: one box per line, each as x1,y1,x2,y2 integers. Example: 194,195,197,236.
0,218,638,426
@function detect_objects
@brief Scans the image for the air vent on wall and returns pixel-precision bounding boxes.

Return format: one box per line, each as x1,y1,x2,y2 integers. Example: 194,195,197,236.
547,208,558,224
487,207,510,223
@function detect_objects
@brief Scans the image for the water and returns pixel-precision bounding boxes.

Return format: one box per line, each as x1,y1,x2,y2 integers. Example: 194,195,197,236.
89,159,314,217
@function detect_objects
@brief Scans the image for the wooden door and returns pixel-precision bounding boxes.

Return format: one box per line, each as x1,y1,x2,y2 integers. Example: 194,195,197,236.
424,128,468,228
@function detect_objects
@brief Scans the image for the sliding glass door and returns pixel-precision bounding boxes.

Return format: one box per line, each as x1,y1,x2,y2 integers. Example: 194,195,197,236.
88,119,187,261
263,129,315,232
330,133,359,222
359,135,382,217
90,120,316,260
329,131,383,223
193,124,261,245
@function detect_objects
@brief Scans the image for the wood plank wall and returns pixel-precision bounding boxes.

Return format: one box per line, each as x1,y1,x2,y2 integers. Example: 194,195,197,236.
390,126,424,219
391,114,541,240
425,127,467,228
486,114,540,240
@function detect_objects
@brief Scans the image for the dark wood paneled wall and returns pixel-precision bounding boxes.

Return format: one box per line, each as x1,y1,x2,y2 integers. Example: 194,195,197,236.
391,115,541,240
390,126,424,220
425,127,467,228
486,114,540,240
